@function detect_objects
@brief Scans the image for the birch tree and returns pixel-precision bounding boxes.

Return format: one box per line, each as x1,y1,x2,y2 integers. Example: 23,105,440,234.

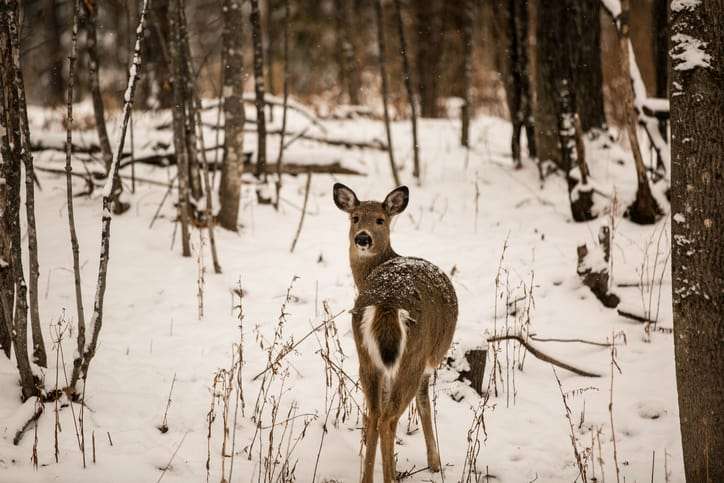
218,0,245,231
670,1,723,480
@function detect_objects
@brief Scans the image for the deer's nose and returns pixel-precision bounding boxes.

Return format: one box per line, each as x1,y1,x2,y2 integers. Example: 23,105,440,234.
355,232,372,248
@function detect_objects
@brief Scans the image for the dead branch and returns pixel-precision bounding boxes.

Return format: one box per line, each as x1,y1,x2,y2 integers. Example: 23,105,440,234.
289,172,312,253
487,335,601,378
13,398,44,445
529,334,613,348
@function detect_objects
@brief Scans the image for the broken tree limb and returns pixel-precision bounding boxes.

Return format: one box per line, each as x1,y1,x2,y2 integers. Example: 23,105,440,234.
487,334,601,378
12,397,43,445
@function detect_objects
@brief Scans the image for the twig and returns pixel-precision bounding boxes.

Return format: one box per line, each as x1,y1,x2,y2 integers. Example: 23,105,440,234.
487,335,601,378
251,309,346,381
157,431,189,483
289,172,312,253
529,335,613,348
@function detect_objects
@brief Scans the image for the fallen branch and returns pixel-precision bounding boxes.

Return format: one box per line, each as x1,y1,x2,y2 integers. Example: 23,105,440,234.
12,398,44,445
487,335,601,378
529,334,613,348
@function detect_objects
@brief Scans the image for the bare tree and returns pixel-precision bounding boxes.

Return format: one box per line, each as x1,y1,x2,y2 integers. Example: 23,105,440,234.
70,0,151,392
460,0,474,148
139,0,173,109
414,0,444,118
81,0,114,173
250,0,268,190
218,0,246,231
497,0,536,168
334,0,361,105
613,0,660,224
6,0,47,367
0,0,41,399
392,0,420,181
373,0,400,186
569,0,605,133
169,0,192,257
66,0,87,391
670,1,723,481
274,0,290,208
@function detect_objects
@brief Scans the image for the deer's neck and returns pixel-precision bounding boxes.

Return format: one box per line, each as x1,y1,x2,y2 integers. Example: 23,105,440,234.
350,245,398,291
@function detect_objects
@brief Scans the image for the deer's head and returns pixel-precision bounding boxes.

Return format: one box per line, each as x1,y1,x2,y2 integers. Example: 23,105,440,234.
333,183,409,257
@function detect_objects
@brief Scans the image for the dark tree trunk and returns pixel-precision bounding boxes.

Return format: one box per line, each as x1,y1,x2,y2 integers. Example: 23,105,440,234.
45,0,66,106
250,0,268,183
670,1,723,481
139,0,173,109
169,0,191,257
7,0,47,368
568,0,605,132
81,0,114,174
373,0,400,187
652,0,668,171
616,0,660,225
273,0,289,208
334,0,361,105
392,0,420,181
265,0,275,97
460,0,473,148
498,0,536,167
0,1,40,399
218,0,245,231
414,0,444,118
533,0,561,166
178,0,202,200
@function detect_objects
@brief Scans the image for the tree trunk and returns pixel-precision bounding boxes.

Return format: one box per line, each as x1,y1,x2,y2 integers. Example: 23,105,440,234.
274,0,289,208
670,1,723,481
265,0,275,97
392,0,420,181
460,0,474,148
7,0,47,367
0,1,40,399
65,0,87,394
533,0,561,166
139,0,173,109
169,0,191,257
334,0,361,105
45,0,66,106
178,0,202,201
81,0,114,174
616,0,660,225
218,0,245,231
373,0,400,187
250,0,267,185
569,0,605,132
652,0,668,172
414,0,444,118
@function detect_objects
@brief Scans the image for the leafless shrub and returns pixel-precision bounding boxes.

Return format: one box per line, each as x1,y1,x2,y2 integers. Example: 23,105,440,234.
552,367,590,482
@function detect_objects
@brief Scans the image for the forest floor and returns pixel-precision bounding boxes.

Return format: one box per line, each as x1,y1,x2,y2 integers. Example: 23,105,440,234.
0,101,681,482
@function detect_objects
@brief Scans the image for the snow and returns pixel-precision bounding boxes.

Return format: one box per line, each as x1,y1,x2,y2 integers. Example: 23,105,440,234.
671,0,701,12
671,33,712,71
0,99,681,482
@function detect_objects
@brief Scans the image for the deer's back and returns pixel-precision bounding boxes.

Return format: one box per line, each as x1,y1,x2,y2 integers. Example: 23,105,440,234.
354,257,458,370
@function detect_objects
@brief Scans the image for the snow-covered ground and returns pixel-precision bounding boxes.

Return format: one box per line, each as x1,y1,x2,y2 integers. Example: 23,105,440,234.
0,102,681,482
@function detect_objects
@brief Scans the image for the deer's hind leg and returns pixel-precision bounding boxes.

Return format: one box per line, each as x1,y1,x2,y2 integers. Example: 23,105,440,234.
416,373,441,472
360,367,382,483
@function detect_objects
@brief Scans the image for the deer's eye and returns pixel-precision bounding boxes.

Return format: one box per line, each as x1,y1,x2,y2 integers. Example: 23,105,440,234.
352,216,360,224
376,218,384,225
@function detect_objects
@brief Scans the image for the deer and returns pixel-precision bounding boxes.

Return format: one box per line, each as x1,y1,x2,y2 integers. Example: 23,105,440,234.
333,183,458,483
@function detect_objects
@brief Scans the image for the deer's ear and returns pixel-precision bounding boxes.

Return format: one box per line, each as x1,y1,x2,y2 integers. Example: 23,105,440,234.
383,186,409,216
333,183,359,213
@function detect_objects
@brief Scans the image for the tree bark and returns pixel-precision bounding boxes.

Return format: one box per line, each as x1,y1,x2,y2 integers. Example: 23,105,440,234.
373,0,400,187
670,1,723,481
218,0,245,231
66,0,87,391
569,0,606,132
616,0,661,225
274,0,289,209
139,0,173,110
169,0,191,257
45,0,66,106
392,0,420,181
414,0,444,118
0,0,40,399
82,0,113,174
334,0,361,105
178,0,202,201
652,0,668,172
250,0,268,183
7,0,46,367
533,0,562,166
460,0,474,148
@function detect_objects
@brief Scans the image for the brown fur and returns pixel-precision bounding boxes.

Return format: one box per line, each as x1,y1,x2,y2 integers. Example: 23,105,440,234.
334,183,457,483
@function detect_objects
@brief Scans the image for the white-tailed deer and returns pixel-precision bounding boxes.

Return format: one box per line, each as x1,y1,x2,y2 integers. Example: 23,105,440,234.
333,183,458,483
